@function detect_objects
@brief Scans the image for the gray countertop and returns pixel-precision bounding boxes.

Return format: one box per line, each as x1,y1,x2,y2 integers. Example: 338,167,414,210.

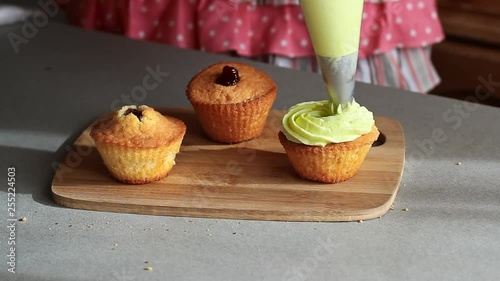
1,22,500,281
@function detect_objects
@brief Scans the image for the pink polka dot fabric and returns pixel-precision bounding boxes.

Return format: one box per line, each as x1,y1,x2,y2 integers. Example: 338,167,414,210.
63,0,444,59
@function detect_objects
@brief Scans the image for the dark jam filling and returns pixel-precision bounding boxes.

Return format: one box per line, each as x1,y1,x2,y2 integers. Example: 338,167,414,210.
216,66,239,86
124,108,143,121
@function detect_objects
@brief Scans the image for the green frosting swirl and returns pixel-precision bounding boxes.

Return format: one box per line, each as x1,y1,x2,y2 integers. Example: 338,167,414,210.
281,100,374,147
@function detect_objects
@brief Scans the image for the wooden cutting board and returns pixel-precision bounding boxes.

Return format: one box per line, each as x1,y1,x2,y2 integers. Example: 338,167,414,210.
51,108,405,222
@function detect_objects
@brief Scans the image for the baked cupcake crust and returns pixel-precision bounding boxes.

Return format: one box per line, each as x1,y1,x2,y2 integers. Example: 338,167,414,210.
90,105,186,184
186,62,277,143
90,105,186,148
186,62,277,105
279,125,380,183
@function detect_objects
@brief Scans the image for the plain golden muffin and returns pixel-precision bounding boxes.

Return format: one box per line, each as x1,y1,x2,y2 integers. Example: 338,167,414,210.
278,125,380,183
90,105,186,184
186,62,277,143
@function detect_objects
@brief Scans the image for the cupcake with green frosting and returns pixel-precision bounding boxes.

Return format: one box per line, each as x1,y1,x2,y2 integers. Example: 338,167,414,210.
278,100,379,183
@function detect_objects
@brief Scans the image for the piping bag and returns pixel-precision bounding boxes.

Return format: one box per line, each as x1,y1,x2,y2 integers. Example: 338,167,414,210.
299,0,364,113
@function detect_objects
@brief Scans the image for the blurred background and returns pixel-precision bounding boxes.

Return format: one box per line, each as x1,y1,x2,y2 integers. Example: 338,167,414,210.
1,0,499,107
430,0,500,107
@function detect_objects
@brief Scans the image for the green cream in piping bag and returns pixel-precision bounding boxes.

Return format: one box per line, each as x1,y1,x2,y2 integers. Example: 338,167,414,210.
281,100,374,147
280,0,375,147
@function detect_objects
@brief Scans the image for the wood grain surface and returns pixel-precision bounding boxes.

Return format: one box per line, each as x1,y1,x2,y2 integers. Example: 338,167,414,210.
51,108,405,222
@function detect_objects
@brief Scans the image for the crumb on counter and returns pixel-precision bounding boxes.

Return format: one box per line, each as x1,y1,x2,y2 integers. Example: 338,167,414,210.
19,217,27,222
358,220,364,223
144,266,153,271
403,208,409,212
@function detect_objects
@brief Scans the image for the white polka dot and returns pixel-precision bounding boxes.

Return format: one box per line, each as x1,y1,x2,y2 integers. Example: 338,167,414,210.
300,39,308,47
410,29,417,37
270,27,277,34
138,31,145,38
209,30,216,37
397,43,404,48
361,38,369,47
177,34,184,41
374,49,381,55
187,23,193,30
234,28,239,34
362,12,367,19
371,24,379,31
222,16,229,22
157,32,163,39
435,36,443,41
198,20,203,26
260,42,266,48
280,39,288,47
236,19,242,26
288,28,293,35
169,21,175,27
247,5,255,11
106,13,113,21
431,11,438,19
261,16,269,23
223,41,229,47
200,46,206,52
421,41,427,46
153,20,159,26
407,3,413,10
386,33,392,41
141,6,148,13
396,17,403,24
285,14,290,21
248,30,254,37
239,43,246,50
425,27,432,34
297,13,303,20
417,2,425,9
208,4,215,11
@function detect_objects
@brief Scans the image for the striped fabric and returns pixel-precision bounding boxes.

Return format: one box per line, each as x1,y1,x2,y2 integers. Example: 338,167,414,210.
223,0,442,93
62,0,443,93
251,0,402,6
246,46,440,93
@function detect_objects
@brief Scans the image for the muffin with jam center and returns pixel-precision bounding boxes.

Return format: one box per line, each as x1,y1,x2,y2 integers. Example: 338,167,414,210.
90,105,186,184
186,62,277,143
